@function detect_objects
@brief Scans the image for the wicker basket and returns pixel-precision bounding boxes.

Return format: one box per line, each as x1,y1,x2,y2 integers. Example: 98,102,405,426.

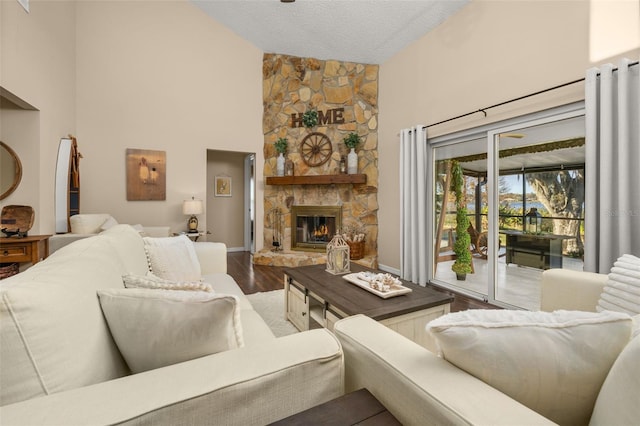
0,262,19,280
347,240,365,260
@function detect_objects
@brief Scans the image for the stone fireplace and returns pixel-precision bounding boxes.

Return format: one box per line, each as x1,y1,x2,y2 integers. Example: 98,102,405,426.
291,205,342,252
254,53,379,268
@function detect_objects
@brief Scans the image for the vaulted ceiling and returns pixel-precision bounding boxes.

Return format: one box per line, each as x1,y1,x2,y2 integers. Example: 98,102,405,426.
191,0,469,64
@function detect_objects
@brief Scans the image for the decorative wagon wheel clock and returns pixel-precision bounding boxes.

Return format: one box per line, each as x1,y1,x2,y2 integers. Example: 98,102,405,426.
300,132,333,167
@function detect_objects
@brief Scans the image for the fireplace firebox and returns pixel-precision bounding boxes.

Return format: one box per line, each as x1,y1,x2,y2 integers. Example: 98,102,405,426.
291,205,342,252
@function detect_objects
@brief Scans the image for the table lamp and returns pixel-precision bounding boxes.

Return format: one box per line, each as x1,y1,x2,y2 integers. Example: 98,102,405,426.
183,197,203,233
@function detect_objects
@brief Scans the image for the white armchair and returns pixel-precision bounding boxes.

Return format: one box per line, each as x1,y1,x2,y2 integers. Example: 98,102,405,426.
540,268,607,312
49,214,171,254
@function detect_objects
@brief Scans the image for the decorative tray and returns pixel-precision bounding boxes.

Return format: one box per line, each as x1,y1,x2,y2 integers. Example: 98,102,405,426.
342,272,412,299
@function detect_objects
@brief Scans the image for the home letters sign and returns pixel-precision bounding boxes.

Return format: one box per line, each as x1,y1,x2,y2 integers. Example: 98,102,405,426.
291,108,345,128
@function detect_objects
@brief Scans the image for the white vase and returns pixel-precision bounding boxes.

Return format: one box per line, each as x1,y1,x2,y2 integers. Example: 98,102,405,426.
276,153,285,176
347,148,358,174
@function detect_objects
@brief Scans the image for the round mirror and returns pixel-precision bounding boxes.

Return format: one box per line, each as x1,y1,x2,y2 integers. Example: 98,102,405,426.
0,141,23,200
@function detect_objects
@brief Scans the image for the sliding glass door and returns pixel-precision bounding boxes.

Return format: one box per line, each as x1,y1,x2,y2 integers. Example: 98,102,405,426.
429,105,585,309
432,136,489,300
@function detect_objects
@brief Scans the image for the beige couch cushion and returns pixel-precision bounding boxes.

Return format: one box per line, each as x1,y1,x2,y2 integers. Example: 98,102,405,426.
0,236,130,405
98,289,243,373
427,309,632,426
590,332,640,424
100,224,150,276
203,273,253,310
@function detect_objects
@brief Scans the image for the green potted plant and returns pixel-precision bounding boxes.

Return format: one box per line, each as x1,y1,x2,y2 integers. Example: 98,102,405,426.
275,137,288,154
274,137,288,176
343,132,360,174
451,160,472,280
302,109,318,128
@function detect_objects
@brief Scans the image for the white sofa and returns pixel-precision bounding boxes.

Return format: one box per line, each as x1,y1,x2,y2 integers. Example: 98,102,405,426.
0,225,344,425
49,214,172,253
334,269,638,426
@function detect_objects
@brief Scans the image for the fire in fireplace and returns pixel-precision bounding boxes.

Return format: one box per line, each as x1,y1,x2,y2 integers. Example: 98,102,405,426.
291,205,342,252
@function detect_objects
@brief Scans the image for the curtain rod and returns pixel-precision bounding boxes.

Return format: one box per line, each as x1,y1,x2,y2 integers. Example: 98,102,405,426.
422,60,639,130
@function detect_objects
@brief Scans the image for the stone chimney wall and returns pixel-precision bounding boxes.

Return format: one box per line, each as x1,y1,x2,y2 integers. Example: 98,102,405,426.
261,53,379,265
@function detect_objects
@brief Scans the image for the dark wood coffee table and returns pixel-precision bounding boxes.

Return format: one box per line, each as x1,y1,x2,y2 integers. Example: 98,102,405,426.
284,263,453,351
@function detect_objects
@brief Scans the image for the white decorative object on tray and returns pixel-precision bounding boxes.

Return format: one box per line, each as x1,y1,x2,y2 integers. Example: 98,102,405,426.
343,272,412,299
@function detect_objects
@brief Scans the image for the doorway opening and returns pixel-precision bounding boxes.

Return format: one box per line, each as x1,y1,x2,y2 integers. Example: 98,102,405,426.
206,150,255,252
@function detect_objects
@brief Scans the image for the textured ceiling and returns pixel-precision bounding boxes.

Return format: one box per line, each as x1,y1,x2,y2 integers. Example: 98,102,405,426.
191,0,469,64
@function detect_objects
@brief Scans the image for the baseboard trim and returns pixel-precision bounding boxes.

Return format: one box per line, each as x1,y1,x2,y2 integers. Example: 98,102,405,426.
227,247,246,253
378,264,400,275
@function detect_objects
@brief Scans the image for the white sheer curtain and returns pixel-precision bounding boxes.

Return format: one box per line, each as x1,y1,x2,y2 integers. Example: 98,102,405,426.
400,126,429,285
585,58,640,272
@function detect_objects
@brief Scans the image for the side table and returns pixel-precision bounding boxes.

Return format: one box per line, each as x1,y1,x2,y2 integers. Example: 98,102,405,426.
0,235,51,277
172,232,206,242
269,388,401,425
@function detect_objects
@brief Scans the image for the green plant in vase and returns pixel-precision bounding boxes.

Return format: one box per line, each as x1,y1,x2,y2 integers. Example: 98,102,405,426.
274,137,288,176
343,132,360,149
451,160,473,280
343,132,360,174
274,137,288,154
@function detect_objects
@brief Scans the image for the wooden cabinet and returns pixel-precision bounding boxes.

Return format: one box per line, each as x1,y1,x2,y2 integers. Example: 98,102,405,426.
284,277,347,331
0,235,51,271
285,280,309,331
380,308,449,351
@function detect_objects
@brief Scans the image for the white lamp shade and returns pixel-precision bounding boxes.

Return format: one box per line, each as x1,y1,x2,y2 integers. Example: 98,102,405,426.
183,199,204,215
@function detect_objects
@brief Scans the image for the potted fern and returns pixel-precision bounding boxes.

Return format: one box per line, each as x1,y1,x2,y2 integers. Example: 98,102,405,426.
343,132,360,174
274,138,288,176
451,161,472,280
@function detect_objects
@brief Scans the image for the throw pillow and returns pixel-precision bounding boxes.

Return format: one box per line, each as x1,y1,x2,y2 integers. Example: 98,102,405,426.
597,254,640,315
143,235,201,282
122,273,213,292
426,309,632,426
589,332,640,425
97,288,243,373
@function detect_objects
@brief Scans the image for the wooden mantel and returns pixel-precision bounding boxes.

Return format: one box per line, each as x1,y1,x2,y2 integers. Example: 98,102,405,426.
266,174,367,185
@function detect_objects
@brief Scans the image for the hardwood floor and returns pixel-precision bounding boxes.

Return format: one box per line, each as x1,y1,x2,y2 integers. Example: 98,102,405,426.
227,251,498,312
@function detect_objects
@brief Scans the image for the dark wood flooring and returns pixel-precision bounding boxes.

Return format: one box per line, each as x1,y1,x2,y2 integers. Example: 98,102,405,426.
227,251,498,312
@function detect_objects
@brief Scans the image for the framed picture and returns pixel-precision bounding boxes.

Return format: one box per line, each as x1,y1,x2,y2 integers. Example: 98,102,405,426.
125,148,166,201
215,176,232,197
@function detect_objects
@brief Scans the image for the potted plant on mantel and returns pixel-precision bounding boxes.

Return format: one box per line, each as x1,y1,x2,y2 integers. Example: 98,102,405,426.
274,137,288,176
343,132,360,174
451,160,473,280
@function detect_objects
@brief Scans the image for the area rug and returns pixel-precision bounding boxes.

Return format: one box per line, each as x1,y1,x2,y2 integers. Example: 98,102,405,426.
246,290,299,337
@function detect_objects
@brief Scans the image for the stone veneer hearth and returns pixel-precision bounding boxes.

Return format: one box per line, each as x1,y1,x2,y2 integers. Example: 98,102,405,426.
254,53,379,268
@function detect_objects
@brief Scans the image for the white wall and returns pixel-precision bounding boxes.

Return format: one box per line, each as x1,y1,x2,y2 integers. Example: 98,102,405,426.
0,0,76,233
377,0,640,270
74,0,265,246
